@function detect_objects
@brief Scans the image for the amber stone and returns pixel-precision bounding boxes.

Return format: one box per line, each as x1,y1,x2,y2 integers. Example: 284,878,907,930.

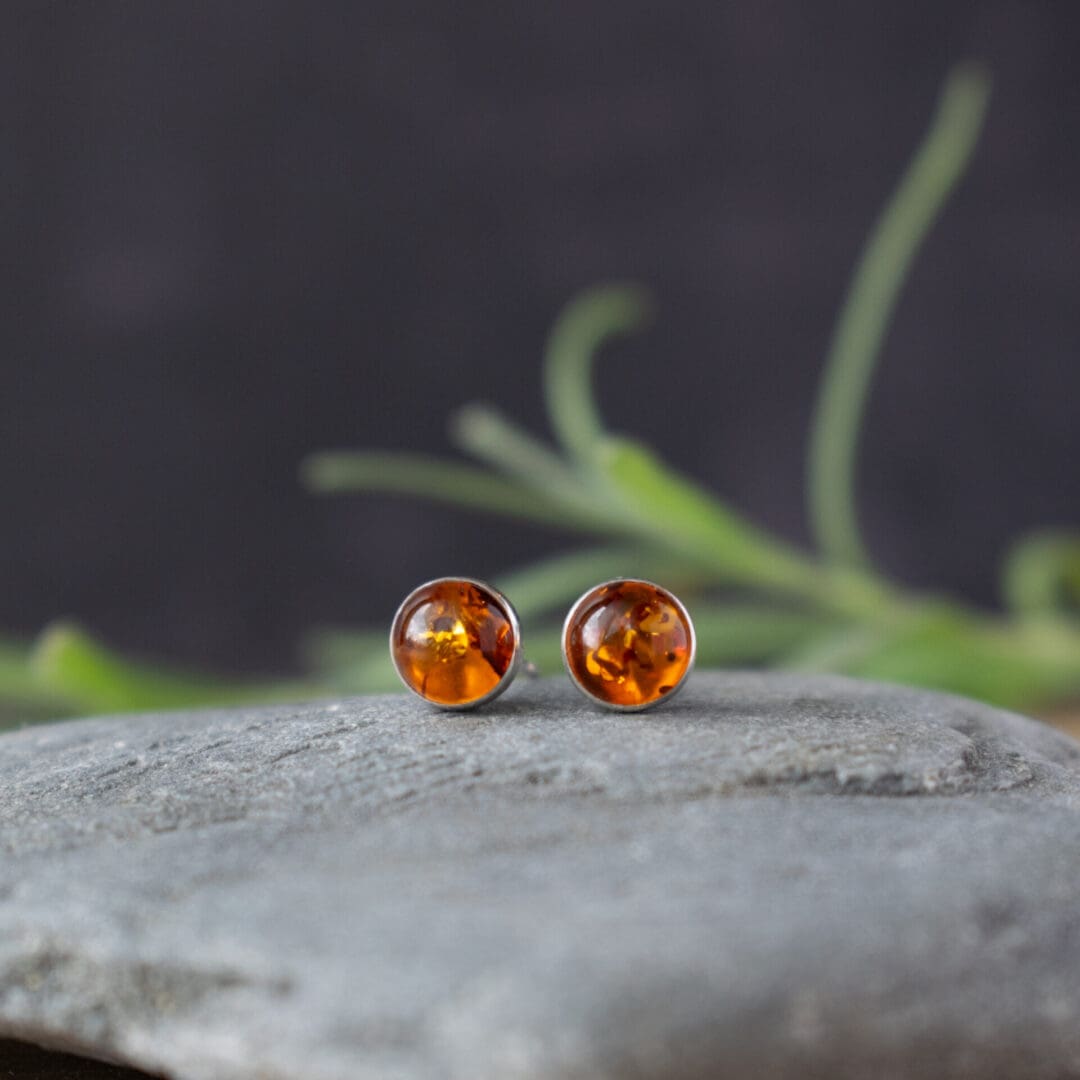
390,579,518,708
564,580,694,710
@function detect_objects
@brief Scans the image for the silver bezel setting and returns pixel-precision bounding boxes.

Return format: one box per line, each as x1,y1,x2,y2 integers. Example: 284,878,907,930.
389,576,523,711
561,578,697,713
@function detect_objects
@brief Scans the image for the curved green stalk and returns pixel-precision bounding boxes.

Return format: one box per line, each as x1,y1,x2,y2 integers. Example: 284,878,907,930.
807,63,991,568
543,283,653,466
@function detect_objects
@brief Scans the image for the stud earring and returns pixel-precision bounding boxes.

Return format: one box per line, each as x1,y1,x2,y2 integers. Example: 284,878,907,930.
390,577,522,710
562,579,695,711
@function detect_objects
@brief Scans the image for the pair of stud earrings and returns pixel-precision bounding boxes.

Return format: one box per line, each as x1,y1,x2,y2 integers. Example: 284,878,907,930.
389,576,696,712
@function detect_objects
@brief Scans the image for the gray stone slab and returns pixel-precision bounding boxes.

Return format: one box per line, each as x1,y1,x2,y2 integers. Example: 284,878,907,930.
1,673,1079,1080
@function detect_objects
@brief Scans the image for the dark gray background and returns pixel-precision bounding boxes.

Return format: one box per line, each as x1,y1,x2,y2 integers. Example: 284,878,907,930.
2,1,1078,673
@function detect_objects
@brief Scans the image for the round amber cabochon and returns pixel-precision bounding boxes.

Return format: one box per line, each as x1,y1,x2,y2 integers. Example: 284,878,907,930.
390,579,518,707
564,579,694,709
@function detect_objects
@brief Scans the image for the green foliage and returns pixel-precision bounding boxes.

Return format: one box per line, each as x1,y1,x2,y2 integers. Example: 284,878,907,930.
2,62,1079,729
1002,532,1080,620
542,283,654,466
807,65,992,568
0,623,316,727
297,60,1079,713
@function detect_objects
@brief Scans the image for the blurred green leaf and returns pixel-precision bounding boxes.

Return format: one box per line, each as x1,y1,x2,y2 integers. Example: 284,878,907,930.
788,603,1080,711
852,622,1080,712
32,622,317,714
0,637,73,725
494,544,697,618
0,637,31,691
597,436,823,594
449,403,604,518
691,605,839,665
783,602,964,678
304,629,400,693
543,283,653,466
807,63,991,569
301,450,613,532
1002,530,1080,619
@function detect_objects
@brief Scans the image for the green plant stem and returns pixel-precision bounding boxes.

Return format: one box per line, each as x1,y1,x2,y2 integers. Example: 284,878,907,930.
807,63,991,569
494,544,700,618
301,451,614,532
449,403,604,519
598,436,896,616
543,283,653,466
301,442,895,620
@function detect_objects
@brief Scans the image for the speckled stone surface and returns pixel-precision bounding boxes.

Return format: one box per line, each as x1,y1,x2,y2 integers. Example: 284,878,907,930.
1,673,1079,1080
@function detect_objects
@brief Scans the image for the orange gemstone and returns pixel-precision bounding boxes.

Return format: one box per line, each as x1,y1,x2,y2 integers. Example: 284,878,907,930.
390,579,518,708
564,580,694,709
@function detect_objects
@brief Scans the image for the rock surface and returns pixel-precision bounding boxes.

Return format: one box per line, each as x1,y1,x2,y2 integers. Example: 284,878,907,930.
1,673,1080,1080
